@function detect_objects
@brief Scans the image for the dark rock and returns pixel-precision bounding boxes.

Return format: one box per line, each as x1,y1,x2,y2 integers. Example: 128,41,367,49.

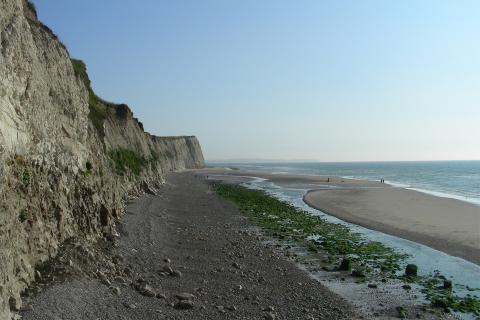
351,269,365,278
405,264,418,276
9,296,20,312
338,258,352,271
443,280,452,290
432,298,448,308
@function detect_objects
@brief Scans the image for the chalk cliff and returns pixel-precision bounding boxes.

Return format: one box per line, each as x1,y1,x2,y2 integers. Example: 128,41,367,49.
0,1,204,318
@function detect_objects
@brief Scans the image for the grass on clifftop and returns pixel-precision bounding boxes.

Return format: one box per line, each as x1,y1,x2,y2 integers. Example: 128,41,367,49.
71,59,111,137
71,59,106,135
26,1,37,15
212,182,480,317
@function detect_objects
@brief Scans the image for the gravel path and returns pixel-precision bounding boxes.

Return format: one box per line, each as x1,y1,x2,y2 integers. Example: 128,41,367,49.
21,172,359,320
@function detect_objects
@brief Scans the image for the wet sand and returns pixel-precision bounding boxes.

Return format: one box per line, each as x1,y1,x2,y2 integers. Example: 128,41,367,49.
304,188,480,265
198,168,480,265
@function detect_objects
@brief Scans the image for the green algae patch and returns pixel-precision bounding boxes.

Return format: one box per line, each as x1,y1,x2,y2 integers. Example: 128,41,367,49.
212,183,407,275
212,182,480,317
417,273,480,316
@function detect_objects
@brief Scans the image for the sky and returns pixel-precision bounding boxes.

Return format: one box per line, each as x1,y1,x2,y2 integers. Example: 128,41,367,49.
34,0,480,162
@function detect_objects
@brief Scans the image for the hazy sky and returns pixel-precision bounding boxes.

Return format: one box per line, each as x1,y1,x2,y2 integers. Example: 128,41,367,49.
34,0,479,161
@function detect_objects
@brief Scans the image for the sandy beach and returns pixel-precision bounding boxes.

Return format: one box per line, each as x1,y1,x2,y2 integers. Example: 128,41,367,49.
199,168,480,265
304,187,480,264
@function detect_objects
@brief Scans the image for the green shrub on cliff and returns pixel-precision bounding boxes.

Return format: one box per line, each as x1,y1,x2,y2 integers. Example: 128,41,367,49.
71,59,90,88
108,148,147,176
18,209,30,223
71,59,107,136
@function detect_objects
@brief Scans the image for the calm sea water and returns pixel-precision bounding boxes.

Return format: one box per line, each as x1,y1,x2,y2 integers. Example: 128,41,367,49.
211,161,480,205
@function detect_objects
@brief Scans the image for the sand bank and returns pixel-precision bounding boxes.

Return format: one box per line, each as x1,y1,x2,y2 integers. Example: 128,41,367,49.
304,187,480,264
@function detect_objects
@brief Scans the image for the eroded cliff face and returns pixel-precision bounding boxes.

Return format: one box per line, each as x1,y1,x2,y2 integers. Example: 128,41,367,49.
0,1,204,318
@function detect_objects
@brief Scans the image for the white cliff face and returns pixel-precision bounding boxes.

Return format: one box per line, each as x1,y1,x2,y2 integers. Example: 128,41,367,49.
0,1,204,318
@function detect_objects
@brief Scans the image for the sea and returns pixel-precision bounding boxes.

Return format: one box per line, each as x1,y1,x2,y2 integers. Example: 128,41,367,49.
210,160,480,206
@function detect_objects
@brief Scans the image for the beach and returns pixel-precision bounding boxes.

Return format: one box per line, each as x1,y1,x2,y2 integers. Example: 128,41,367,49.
21,172,357,320
305,187,480,265
199,168,480,265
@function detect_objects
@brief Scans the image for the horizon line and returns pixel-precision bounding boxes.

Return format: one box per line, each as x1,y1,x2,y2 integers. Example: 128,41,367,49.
205,159,480,163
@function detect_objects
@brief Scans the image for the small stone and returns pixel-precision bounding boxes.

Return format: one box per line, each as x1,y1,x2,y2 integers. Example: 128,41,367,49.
402,284,412,290
156,293,167,299
227,305,237,311
112,287,121,295
123,302,136,309
264,306,275,312
162,265,174,274
137,283,156,297
172,269,182,277
164,258,171,263
265,312,276,320
174,300,194,310
175,292,195,300
115,276,126,283
368,283,378,288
